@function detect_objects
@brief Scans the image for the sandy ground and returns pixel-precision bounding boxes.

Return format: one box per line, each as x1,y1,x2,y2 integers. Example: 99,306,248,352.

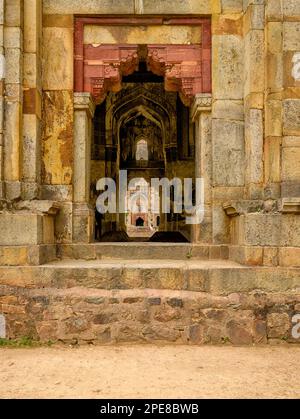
0,345,299,399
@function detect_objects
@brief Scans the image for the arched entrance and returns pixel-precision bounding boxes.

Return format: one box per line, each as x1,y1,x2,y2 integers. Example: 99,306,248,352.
90,63,196,241
73,17,212,243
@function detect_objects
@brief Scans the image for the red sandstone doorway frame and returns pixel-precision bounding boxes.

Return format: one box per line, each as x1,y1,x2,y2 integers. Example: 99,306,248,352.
73,16,212,243
74,16,212,104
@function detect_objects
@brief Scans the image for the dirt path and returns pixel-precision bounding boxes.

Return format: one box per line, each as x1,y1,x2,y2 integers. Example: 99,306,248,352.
0,345,299,399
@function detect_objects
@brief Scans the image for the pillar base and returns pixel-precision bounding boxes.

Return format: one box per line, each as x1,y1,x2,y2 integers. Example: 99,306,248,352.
72,203,95,243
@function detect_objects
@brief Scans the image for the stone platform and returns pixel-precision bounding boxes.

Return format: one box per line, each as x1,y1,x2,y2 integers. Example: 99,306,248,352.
0,244,299,345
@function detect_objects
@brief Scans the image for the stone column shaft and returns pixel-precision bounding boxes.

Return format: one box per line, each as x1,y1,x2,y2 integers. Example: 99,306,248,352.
73,92,95,242
244,1,265,199
74,93,95,203
3,0,24,200
22,0,42,200
191,94,212,243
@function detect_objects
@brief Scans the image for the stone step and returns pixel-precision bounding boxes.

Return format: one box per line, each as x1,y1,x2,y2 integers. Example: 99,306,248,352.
57,243,229,261
0,259,299,295
1,259,299,345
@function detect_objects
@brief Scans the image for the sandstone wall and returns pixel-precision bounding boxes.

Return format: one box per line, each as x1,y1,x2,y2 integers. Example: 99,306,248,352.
0,0,299,249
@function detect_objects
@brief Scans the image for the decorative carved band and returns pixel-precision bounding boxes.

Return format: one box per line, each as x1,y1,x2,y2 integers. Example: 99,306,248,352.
74,17,212,105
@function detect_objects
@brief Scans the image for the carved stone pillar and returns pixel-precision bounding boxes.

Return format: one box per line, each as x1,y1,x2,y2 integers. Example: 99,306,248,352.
191,94,212,243
73,93,95,243
3,0,23,201
22,0,42,200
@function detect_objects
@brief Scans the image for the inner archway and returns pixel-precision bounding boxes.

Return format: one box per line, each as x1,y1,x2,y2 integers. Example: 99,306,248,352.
90,57,196,242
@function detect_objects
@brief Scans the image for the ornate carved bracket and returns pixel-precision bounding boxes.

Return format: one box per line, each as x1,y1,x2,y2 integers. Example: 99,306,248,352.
191,93,212,121
147,45,210,106
83,45,139,104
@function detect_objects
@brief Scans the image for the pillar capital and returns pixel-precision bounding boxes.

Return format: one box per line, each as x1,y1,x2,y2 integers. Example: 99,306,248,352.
74,92,96,118
191,94,212,122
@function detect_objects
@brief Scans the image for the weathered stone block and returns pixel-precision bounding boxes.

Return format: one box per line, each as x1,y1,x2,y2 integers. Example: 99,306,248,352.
265,101,282,137
0,246,28,265
42,91,73,185
264,137,281,183
263,247,279,267
221,0,243,13
4,102,21,181
212,35,244,100
41,185,72,201
212,119,245,186
5,48,22,84
267,313,290,339
23,114,41,183
267,53,283,93
267,22,282,54
142,0,212,14
244,214,281,246
279,248,300,267
244,92,264,109
84,25,202,45
212,100,244,121
281,215,300,247
24,0,41,54
244,4,265,34
24,53,40,90
4,27,22,48
229,245,263,265
226,317,254,345
5,181,21,200
283,22,300,51
282,146,300,182
244,30,265,95
42,27,73,90
212,14,243,37
243,0,264,9
266,0,283,21
0,213,54,245
21,182,38,200
43,0,135,15
245,108,263,185
282,0,300,19
5,0,23,27
283,100,300,135
72,204,94,243
212,204,230,244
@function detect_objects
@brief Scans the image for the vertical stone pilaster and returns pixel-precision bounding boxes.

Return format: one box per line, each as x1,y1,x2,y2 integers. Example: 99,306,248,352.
0,0,4,199
244,0,265,199
22,0,42,200
191,94,212,243
73,92,95,243
264,2,283,199
211,10,245,243
280,8,300,197
3,0,23,200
